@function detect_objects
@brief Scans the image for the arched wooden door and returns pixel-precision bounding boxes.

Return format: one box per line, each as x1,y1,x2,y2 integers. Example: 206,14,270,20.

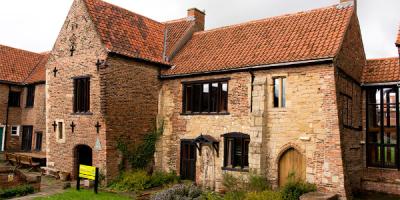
278,148,305,187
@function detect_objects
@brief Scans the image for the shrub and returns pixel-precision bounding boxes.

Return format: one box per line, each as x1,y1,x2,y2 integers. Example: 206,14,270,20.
109,170,180,192
149,171,180,188
247,174,270,192
200,191,223,200
223,191,246,200
280,180,316,200
151,184,203,200
245,190,282,200
0,185,34,198
222,173,243,192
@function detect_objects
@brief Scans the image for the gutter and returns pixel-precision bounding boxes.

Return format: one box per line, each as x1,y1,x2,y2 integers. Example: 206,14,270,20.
4,85,10,151
361,81,400,87
160,57,334,79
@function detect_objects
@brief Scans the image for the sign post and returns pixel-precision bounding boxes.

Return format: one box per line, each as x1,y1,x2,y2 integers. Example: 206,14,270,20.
77,164,99,194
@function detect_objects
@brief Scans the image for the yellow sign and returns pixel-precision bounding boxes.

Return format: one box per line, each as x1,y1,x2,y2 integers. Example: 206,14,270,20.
79,165,96,180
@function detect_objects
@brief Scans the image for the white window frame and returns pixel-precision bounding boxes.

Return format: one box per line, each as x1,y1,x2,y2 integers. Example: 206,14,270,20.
55,119,66,143
10,125,20,136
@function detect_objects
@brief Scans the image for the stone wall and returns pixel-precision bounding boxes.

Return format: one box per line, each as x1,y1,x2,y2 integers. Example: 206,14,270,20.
46,0,108,178
101,56,162,180
156,64,348,196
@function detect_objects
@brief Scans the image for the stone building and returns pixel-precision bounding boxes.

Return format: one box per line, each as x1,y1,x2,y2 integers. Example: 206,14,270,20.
0,0,393,199
0,44,48,152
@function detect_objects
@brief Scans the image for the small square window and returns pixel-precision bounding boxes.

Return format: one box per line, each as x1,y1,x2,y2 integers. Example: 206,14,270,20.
11,126,20,136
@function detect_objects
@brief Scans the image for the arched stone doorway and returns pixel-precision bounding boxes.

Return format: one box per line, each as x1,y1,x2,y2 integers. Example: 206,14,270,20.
73,145,93,179
278,147,305,187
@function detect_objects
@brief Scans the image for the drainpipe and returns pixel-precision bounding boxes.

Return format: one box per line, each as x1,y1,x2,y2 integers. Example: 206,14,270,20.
4,85,11,151
249,70,255,112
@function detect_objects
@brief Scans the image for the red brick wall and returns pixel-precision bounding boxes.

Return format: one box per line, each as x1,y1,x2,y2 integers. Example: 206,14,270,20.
101,56,162,180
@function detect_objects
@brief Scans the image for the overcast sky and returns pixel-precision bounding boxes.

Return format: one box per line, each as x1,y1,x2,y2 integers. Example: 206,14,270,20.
0,0,398,59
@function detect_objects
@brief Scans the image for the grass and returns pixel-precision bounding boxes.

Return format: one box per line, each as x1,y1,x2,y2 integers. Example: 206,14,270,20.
34,189,131,200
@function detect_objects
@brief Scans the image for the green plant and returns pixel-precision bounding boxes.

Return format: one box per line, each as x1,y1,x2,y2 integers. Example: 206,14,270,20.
280,179,316,200
149,171,180,188
247,173,270,192
245,190,282,200
0,185,34,198
108,170,180,192
223,191,246,200
200,191,224,200
222,173,242,192
151,184,202,200
109,170,151,191
116,120,164,170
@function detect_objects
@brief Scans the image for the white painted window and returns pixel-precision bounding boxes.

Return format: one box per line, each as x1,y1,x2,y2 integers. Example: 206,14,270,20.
11,126,20,136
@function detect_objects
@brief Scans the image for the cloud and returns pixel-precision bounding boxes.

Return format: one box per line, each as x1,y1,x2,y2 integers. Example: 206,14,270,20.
0,0,398,58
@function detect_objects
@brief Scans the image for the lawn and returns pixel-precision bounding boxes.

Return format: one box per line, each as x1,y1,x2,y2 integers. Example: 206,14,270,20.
34,189,131,200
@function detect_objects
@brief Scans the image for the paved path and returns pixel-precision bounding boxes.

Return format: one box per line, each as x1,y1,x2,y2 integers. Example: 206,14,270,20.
13,176,70,200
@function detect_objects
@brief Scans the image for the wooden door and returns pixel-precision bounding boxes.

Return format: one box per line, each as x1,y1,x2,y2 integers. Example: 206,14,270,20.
279,148,305,186
180,140,196,181
21,126,33,151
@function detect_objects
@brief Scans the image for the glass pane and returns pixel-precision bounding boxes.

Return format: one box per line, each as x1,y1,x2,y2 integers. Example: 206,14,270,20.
210,83,218,112
185,86,192,112
219,82,228,112
384,131,397,144
383,88,396,104
243,139,249,167
201,84,209,112
234,139,242,167
273,78,280,107
58,122,63,139
384,104,397,127
281,78,286,107
384,146,396,167
192,84,202,112
367,104,381,129
367,88,380,105
367,144,381,166
367,131,380,144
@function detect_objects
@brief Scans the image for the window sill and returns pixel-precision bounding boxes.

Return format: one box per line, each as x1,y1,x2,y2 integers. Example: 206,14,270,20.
181,112,230,116
71,112,93,116
25,106,34,109
10,135,19,137
366,166,398,171
221,167,249,172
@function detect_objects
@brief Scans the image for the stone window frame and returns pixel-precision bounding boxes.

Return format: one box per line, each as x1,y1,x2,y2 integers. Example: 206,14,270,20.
55,119,66,144
181,78,230,115
10,125,20,136
221,132,250,172
272,76,286,108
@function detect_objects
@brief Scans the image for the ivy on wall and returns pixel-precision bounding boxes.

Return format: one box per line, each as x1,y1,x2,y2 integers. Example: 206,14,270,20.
116,120,164,171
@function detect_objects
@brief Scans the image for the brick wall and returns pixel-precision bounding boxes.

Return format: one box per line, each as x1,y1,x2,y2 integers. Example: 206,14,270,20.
46,0,108,178
0,83,46,152
101,56,162,180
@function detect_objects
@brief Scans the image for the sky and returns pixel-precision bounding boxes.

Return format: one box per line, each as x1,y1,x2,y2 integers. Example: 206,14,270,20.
0,0,398,59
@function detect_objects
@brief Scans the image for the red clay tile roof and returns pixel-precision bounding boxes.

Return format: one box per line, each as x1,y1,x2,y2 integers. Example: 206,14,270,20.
24,53,50,84
362,58,400,84
164,18,195,57
164,3,354,76
83,0,168,65
0,44,47,84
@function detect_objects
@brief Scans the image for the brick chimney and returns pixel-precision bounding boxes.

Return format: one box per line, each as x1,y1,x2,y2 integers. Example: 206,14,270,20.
188,8,205,31
340,0,357,12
